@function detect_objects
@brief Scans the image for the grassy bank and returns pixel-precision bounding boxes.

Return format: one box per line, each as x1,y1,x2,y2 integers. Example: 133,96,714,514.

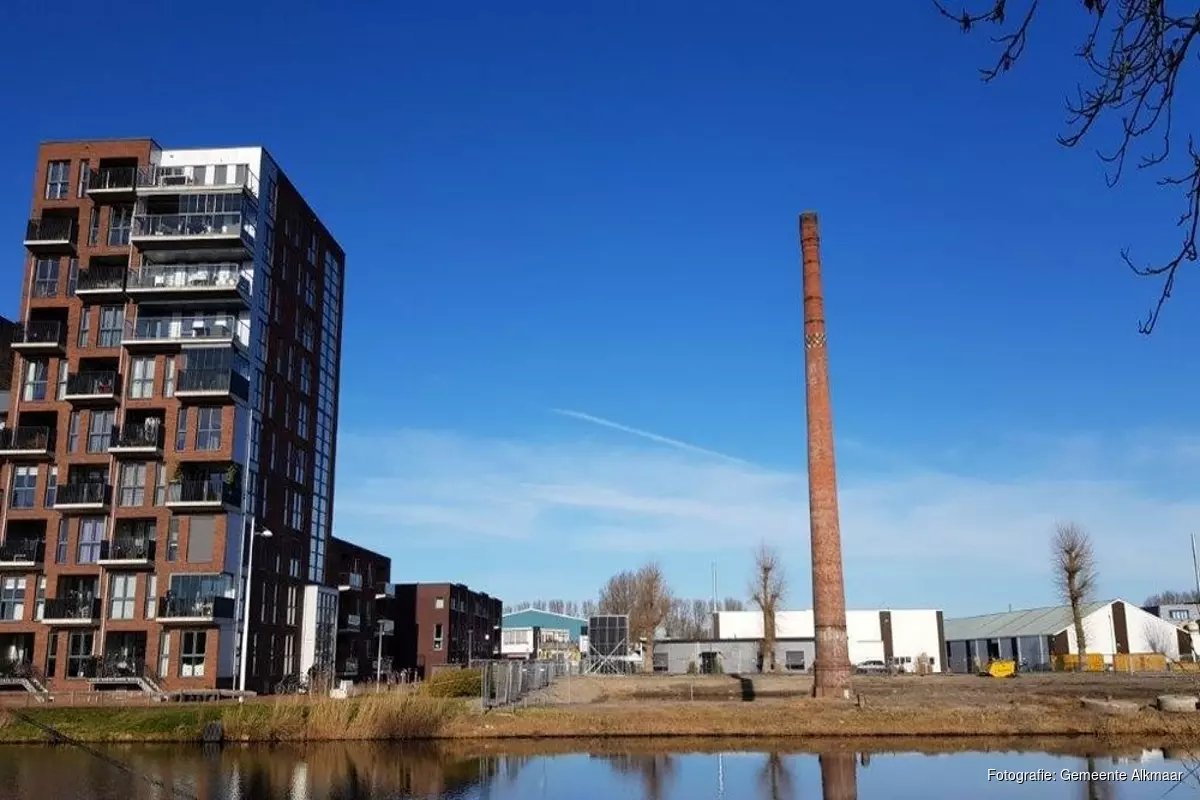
2,691,1199,744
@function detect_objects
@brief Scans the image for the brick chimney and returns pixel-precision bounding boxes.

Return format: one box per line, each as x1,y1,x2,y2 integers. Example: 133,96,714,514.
799,211,852,698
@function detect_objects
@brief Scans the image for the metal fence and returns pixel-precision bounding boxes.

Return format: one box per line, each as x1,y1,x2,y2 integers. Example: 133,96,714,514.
479,659,570,709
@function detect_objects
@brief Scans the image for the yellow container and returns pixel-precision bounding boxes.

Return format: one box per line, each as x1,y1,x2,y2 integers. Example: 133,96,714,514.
1054,653,1105,672
1113,653,1168,672
986,659,1016,678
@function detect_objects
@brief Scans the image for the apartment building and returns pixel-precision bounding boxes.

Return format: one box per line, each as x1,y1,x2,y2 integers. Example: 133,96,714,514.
326,536,391,681
392,583,502,677
0,139,344,694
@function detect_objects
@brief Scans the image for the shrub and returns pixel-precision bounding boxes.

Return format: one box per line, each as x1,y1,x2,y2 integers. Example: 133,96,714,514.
423,668,482,698
686,661,697,675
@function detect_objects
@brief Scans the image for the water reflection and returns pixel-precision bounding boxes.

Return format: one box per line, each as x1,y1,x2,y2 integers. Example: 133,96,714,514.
0,738,1192,799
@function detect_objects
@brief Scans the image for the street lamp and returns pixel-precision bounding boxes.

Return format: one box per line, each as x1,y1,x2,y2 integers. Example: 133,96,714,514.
237,523,273,693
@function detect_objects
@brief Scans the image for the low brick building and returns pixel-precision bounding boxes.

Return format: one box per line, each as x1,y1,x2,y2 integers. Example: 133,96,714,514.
391,582,501,677
326,536,390,682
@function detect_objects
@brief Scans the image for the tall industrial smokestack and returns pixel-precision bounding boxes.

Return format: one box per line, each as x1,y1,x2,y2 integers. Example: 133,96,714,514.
799,211,852,699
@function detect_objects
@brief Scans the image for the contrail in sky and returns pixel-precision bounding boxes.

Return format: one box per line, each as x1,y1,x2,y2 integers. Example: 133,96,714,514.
552,408,752,465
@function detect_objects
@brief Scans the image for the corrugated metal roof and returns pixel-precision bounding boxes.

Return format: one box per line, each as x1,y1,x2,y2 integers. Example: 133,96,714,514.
944,601,1112,641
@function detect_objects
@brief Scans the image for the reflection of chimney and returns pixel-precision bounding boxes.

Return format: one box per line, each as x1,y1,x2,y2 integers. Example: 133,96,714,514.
800,212,852,698
819,752,859,800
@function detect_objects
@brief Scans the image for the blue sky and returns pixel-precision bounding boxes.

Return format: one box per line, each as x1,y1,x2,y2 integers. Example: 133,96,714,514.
3,1,1200,617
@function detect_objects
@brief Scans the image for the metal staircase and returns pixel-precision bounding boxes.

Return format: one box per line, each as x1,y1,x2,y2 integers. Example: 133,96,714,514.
0,660,50,701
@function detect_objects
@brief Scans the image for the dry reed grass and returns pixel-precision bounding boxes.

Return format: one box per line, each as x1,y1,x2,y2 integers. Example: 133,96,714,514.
222,692,464,742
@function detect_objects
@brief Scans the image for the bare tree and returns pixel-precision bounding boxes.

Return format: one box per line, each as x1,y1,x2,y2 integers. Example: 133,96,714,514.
532,599,548,611
564,600,580,618
936,0,1200,333
581,599,597,618
599,563,673,671
1054,523,1098,666
750,544,787,673
548,599,565,615
722,597,746,612
1142,620,1178,656
503,604,514,615
1145,589,1200,605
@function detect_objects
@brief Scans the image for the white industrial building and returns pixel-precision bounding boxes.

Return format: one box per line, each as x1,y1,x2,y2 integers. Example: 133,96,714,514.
943,599,1198,673
710,608,946,673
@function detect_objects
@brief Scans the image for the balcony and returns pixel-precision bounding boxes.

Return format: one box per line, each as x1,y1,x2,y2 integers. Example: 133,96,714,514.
11,321,65,354
125,263,250,305
339,613,362,633
166,479,240,510
54,481,110,511
24,218,76,252
130,211,252,253
175,369,250,401
108,422,164,456
0,427,54,459
121,315,242,349
42,597,101,625
338,658,360,676
136,164,258,195
63,371,120,402
157,595,235,623
337,572,364,592
0,539,44,569
75,266,127,298
376,582,396,600
98,536,156,567
86,166,138,198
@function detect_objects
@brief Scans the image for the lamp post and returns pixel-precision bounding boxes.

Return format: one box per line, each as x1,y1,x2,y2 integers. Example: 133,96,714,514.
237,523,273,693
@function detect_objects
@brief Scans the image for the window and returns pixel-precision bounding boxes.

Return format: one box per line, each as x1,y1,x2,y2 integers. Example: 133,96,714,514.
66,632,94,678
55,520,68,564
45,160,70,200
146,575,157,620
67,411,81,453
77,518,105,564
88,207,99,246
1169,609,1191,621
98,306,124,348
433,623,444,650
164,358,176,397
107,205,133,247
129,357,155,399
289,557,300,579
0,577,26,621
45,634,58,678
299,361,311,395
166,518,180,561
67,258,78,296
435,596,445,610
78,160,89,197
158,632,170,679
180,631,207,678
196,407,221,450
10,466,36,508
119,462,146,507
175,408,189,450
35,577,45,621
154,465,166,505
301,317,314,350
305,274,317,308
87,409,115,453
33,258,59,297
77,307,91,347
286,586,297,625
44,466,57,507
22,360,48,402
284,635,294,675
108,574,136,620
56,361,68,400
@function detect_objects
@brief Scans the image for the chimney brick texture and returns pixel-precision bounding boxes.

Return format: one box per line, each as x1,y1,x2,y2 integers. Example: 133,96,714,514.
799,211,853,698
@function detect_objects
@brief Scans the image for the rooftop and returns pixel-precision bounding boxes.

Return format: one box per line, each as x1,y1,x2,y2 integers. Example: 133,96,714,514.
943,601,1113,641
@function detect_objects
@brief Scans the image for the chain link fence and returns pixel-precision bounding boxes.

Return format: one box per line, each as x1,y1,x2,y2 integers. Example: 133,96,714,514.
479,659,570,708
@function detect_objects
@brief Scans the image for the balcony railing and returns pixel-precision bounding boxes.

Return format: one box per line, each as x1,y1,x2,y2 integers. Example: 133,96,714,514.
0,539,45,565
123,315,243,345
87,166,138,193
131,212,246,240
65,370,120,399
89,655,155,681
167,479,240,507
338,658,360,675
176,369,249,399
339,613,362,633
99,537,156,563
126,263,249,295
110,422,164,450
136,164,257,194
13,321,64,348
0,659,43,682
76,266,126,293
25,217,76,245
0,426,53,454
55,481,110,507
43,597,101,622
158,595,235,621
338,572,364,591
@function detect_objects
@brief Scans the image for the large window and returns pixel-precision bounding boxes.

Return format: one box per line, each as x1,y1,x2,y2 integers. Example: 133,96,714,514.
118,463,146,507
10,466,36,509
77,518,105,564
66,632,93,678
129,357,155,399
33,258,59,297
87,409,115,453
22,360,48,402
98,306,124,348
175,408,189,450
43,466,57,507
0,577,26,621
108,574,136,620
55,520,68,564
180,631,206,678
433,623,444,651
196,407,222,450
77,307,90,347
107,204,133,247
67,411,81,453
45,160,70,199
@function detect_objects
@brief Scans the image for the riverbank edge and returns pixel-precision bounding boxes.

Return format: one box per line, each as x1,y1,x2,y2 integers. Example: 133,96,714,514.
2,699,1199,745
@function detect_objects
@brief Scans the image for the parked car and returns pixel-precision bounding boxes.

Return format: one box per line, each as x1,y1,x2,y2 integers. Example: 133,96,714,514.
855,659,888,674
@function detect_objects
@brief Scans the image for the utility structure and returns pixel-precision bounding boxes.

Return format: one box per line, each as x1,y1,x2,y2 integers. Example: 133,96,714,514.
799,211,852,698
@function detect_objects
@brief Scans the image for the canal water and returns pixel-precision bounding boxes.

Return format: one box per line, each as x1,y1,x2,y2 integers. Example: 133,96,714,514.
0,740,1193,799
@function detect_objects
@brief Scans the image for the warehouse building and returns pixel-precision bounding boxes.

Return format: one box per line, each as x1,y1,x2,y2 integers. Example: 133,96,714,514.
943,599,1196,673
659,608,946,675
501,609,588,642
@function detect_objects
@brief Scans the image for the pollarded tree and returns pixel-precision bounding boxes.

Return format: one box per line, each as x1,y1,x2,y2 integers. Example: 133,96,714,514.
750,544,787,673
1053,522,1098,667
